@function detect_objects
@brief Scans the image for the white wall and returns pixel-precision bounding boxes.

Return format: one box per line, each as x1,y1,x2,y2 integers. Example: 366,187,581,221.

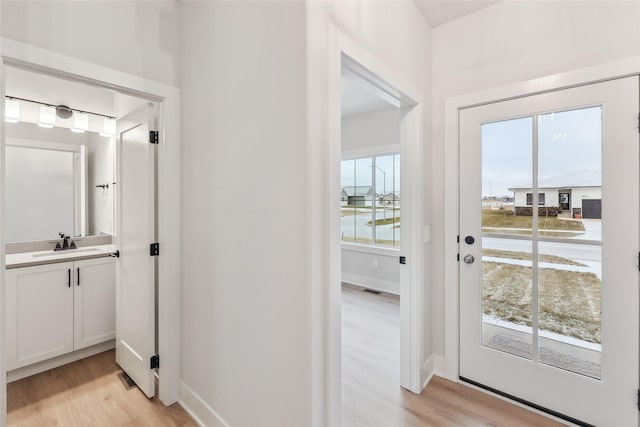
179,2,430,425
87,133,114,236
342,107,402,152
180,2,311,426
1,0,180,87
342,247,400,295
431,1,640,364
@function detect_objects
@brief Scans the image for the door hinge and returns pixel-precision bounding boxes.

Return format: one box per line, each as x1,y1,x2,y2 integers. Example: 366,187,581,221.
399,256,406,265
150,354,159,369
457,253,460,262
149,130,159,144
457,235,460,243
637,252,640,271
150,242,160,256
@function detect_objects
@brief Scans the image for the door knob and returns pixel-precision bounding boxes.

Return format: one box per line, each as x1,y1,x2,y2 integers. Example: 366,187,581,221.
463,254,475,264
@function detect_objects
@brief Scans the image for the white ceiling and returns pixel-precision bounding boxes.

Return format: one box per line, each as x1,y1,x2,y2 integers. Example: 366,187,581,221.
341,75,395,118
413,0,499,28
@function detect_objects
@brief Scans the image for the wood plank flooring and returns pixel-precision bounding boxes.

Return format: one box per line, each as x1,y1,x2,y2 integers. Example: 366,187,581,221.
7,349,196,427
7,286,566,427
341,284,565,426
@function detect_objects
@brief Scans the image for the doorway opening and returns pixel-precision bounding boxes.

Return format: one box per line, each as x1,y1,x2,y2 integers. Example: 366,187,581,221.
3,63,158,422
0,41,181,425
328,42,424,424
340,62,403,423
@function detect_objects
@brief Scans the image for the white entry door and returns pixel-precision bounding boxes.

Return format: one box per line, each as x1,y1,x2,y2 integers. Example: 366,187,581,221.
459,77,639,426
115,104,157,398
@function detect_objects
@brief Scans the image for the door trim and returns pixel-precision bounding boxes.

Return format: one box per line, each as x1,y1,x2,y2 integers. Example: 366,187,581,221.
326,26,425,425
443,56,640,383
0,38,181,422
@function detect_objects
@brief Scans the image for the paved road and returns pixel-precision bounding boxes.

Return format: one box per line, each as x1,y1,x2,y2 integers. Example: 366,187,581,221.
482,237,601,262
341,209,400,242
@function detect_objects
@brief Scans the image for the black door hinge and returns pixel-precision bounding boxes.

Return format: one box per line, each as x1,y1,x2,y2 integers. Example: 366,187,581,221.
637,252,640,271
399,256,406,265
457,253,460,262
637,389,640,410
150,354,159,369
150,243,160,256
150,130,159,144
457,235,460,243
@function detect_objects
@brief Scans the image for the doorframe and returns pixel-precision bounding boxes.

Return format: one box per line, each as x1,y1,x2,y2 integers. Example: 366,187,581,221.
443,56,640,382
0,38,181,421
326,27,425,424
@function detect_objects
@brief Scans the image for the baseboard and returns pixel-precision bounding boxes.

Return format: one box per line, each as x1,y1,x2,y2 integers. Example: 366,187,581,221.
179,381,229,427
433,354,445,377
7,340,115,382
421,355,435,390
341,273,399,295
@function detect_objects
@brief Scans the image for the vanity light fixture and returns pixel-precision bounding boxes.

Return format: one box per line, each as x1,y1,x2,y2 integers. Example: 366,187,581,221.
6,95,116,132
71,112,89,133
5,99,20,123
100,118,116,137
38,105,56,128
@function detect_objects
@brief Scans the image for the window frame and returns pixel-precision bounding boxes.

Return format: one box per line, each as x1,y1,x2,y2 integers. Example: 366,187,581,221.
526,192,545,206
340,147,400,248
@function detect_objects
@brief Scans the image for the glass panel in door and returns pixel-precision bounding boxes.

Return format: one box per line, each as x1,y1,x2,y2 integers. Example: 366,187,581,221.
459,76,639,426
537,107,602,379
481,117,534,359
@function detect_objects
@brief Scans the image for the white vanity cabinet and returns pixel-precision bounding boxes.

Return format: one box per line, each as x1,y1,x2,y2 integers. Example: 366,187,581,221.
6,257,115,371
73,258,116,350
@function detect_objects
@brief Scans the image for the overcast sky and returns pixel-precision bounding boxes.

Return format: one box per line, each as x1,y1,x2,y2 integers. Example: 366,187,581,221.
482,106,602,197
341,154,400,194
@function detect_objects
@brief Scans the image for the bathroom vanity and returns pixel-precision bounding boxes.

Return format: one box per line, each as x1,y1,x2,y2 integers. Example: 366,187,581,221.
5,243,117,379
3,99,119,380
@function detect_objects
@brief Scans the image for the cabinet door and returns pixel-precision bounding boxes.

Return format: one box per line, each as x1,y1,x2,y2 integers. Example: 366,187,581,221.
73,258,116,350
6,262,74,370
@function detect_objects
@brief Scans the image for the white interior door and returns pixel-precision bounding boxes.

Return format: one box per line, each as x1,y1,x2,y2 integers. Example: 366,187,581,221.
115,104,156,398
459,77,639,426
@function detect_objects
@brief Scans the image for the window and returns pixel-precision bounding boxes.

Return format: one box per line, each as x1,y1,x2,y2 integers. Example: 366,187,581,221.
526,192,545,206
341,153,400,247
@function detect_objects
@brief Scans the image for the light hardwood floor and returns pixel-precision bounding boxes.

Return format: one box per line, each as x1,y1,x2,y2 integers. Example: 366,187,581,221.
341,284,565,426
7,287,565,427
7,349,196,427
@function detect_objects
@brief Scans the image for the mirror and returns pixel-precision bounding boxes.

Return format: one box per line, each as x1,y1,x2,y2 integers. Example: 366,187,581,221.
5,121,114,242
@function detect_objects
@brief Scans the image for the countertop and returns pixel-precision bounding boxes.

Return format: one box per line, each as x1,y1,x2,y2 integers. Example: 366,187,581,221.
6,244,118,269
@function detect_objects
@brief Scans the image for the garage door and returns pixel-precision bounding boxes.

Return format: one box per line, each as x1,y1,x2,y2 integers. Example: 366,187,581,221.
582,199,602,219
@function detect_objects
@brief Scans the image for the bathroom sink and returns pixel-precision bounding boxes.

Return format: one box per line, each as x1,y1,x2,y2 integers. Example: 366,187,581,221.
32,247,102,258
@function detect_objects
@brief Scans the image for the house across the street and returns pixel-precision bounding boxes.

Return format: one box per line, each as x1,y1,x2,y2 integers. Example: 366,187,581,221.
341,186,376,206
509,170,602,218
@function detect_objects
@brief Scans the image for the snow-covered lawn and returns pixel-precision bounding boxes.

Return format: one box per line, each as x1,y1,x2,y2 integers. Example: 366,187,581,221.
482,260,601,344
